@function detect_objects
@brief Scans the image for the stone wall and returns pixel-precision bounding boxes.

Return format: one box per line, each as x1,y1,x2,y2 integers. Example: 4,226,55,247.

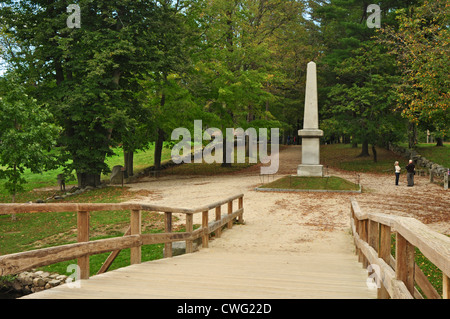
1,270,68,297
388,143,449,187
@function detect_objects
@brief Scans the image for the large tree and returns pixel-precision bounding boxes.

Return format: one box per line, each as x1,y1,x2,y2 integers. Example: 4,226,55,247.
0,73,61,204
0,1,174,187
380,0,449,147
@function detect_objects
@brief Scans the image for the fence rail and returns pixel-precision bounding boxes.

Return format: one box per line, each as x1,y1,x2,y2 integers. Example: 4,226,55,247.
0,194,244,279
350,198,450,299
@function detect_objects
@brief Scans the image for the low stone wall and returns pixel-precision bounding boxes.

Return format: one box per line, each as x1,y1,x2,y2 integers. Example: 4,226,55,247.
388,143,449,187
1,270,68,297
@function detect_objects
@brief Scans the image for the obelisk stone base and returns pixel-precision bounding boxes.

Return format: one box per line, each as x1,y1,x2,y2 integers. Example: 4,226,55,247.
297,164,323,177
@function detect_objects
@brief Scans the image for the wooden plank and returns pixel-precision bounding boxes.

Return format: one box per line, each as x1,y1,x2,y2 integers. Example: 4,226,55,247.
215,206,222,238
368,220,379,252
185,214,194,254
192,193,244,213
395,232,415,295
351,217,413,299
378,224,391,299
444,274,450,299
350,198,367,220
97,226,131,275
77,211,90,280
130,210,141,264
21,251,377,299
0,235,141,276
164,212,173,257
141,232,192,245
394,217,450,278
0,203,142,215
360,220,368,268
207,208,243,235
238,196,244,223
202,211,209,248
414,264,441,299
227,201,233,229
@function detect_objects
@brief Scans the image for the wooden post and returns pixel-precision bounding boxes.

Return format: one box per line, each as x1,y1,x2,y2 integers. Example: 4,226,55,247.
130,209,141,264
77,211,90,280
215,206,222,238
202,210,209,248
360,219,368,268
227,200,233,229
378,224,391,299
443,274,449,299
395,232,415,295
238,196,244,223
185,213,193,254
368,220,379,252
164,212,173,257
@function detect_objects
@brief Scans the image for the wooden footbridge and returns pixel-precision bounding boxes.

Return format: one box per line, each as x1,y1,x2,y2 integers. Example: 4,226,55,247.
0,194,448,299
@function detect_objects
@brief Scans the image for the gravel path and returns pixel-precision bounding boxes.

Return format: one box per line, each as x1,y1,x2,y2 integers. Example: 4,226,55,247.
124,145,449,255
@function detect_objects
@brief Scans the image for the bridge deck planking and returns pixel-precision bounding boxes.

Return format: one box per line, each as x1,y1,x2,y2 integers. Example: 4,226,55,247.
22,250,377,299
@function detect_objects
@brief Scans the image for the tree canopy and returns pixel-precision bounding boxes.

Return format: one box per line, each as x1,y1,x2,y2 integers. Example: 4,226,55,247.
0,0,448,189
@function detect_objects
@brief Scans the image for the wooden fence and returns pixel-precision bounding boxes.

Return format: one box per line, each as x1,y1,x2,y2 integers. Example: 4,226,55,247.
0,194,244,279
351,198,450,299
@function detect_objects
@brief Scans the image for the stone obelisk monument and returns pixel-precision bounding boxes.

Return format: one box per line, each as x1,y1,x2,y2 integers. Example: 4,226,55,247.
297,61,323,177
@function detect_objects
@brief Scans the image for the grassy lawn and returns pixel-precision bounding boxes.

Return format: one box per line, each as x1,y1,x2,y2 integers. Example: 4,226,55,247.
0,145,172,202
320,144,401,173
259,175,360,191
412,143,449,168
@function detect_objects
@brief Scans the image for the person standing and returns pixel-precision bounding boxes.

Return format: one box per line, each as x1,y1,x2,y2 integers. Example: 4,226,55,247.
394,161,401,186
406,159,415,187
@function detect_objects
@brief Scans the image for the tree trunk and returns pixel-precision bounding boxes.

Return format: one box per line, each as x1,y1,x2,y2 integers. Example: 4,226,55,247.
358,140,370,157
408,121,417,149
372,144,377,163
77,172,101,189
436,137,443,147
221,128,232,167
124,151,134,177
11,164,17,221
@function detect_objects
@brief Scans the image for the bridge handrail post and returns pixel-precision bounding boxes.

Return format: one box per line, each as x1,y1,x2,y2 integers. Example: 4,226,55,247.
77,210,90,279
215,206,222,238
130,209,142,264
164,212,173,257
202,210,209,248
227,200,233,229
185,213,194,253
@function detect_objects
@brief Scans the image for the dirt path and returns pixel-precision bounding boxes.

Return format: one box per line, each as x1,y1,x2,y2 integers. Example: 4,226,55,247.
125,145,449,256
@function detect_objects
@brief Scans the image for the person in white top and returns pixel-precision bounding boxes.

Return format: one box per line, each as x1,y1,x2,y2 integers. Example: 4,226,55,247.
394,161,401,186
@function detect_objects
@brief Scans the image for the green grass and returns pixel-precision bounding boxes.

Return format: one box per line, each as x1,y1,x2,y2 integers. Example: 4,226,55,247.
259,175,360,191
412,143,450,168
321,144,400,173
0,145,172,202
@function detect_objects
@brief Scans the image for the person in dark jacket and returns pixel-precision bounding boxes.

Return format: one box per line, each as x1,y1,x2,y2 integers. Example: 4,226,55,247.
406,160,415,187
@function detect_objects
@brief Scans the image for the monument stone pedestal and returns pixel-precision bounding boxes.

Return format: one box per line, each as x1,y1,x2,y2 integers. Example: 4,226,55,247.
297,62,323,177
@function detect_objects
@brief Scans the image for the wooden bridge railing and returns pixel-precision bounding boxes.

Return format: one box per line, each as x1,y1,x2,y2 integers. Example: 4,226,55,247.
350,198,450,299
0,194,244,279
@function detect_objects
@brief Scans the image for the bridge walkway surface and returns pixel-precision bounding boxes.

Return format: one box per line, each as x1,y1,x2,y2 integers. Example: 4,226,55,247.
23,248,376,299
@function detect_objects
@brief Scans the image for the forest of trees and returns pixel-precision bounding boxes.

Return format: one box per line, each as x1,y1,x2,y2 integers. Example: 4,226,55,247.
0,0,448,192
